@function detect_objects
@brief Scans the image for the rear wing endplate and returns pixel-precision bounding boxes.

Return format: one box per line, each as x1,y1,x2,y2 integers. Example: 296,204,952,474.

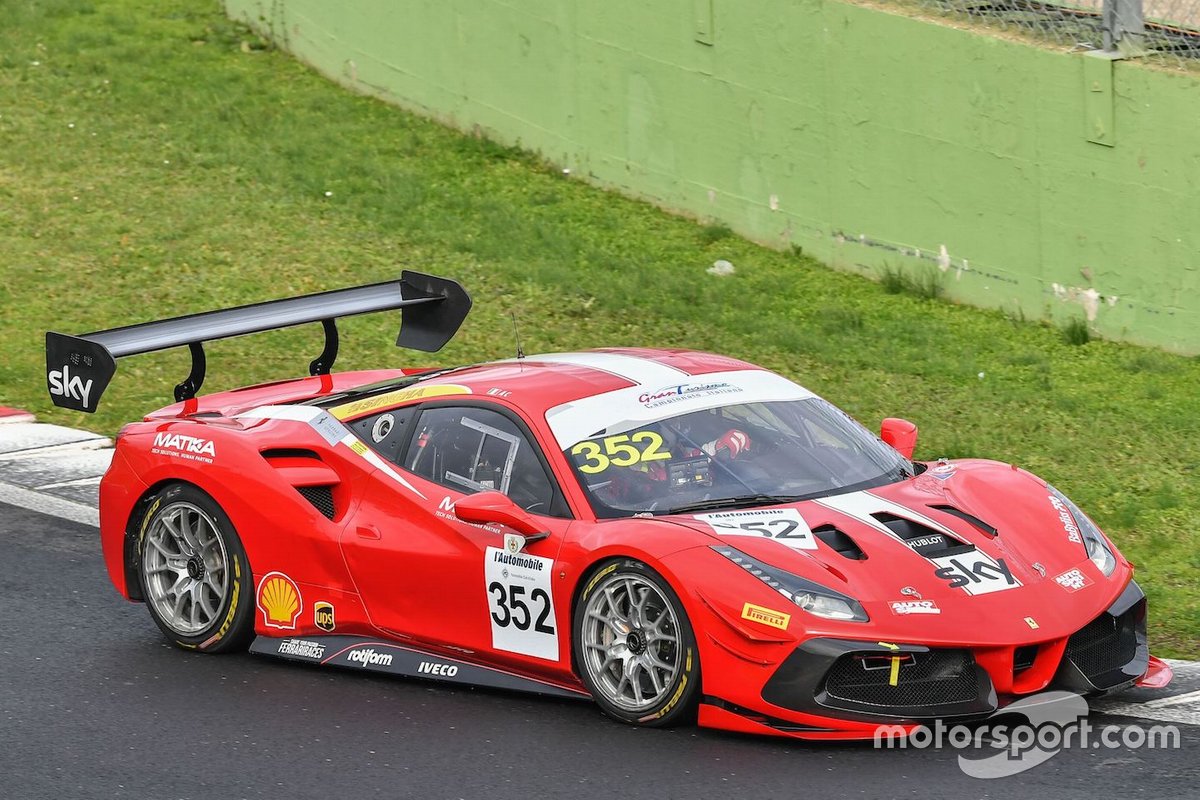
46,270,471,413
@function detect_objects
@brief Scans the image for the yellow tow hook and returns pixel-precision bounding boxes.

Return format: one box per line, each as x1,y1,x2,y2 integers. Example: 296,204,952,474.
878,642,902,687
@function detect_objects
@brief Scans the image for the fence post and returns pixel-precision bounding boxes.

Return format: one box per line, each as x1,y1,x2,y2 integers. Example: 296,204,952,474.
1103,0,1146,54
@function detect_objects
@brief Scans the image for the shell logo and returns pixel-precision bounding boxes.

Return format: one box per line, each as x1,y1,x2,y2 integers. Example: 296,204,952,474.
257,572,302,630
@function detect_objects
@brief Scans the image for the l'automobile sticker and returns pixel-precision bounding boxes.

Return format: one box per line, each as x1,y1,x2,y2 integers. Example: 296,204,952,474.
694,508,817,551
484,547,559,661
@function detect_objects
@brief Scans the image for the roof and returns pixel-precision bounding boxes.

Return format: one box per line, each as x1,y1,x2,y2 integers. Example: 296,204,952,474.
406,348,766,420
150,348,776,426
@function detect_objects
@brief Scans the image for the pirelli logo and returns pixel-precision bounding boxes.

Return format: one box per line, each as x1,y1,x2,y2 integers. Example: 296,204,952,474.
741,602,790,631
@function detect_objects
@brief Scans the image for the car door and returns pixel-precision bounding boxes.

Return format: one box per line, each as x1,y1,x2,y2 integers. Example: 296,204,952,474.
340,401,575,671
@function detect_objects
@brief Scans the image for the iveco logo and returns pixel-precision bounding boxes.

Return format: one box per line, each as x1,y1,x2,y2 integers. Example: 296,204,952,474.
417,661,459,677
48,365,94,406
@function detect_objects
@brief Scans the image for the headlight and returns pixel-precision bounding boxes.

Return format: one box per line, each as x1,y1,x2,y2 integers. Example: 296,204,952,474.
1047,485,1117,576
712,545,869,622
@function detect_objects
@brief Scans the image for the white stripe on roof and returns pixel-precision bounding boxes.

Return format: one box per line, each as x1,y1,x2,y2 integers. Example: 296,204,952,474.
518,352,689,386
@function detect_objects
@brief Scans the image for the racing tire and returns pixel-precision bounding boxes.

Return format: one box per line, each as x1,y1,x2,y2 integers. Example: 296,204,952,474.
573,558,701,727
136,483,255,653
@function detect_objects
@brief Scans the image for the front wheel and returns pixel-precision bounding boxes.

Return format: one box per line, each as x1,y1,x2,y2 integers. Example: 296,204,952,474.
136,483,255,653
574,559,701,726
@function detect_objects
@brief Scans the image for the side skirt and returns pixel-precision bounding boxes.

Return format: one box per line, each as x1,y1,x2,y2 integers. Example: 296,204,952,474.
249,635,590,700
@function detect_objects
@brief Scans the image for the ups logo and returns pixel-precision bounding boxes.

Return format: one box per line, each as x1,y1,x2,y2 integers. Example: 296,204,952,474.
314,602,335,633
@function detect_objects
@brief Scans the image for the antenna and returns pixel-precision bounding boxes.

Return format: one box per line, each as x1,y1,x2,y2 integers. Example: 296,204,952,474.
511,312,525,360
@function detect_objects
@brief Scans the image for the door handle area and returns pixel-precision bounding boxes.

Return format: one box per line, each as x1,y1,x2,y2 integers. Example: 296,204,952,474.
356,524,382,540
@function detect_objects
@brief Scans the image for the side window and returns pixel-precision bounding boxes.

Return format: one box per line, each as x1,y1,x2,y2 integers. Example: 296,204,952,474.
347,406,417,465
405,406,557,514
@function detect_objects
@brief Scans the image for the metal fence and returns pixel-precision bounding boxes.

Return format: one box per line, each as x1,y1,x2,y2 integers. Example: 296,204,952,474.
901,0,1200,68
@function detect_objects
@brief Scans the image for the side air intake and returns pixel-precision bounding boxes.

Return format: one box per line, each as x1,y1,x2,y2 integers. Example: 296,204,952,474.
296,485,336,520
262,449,341,521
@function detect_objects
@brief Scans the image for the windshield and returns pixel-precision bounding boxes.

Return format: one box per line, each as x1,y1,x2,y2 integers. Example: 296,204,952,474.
563,398,911,518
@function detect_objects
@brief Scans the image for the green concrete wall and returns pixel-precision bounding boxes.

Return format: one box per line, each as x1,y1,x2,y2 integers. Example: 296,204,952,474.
226,0,1200,352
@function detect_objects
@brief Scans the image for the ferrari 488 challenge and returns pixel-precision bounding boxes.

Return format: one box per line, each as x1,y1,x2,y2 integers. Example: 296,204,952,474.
46,271,1172,739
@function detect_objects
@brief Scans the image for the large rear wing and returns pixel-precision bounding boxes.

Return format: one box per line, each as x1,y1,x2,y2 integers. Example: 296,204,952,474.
45,270,471,413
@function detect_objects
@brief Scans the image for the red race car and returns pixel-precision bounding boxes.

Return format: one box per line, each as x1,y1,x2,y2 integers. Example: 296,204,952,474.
47,271,1172,740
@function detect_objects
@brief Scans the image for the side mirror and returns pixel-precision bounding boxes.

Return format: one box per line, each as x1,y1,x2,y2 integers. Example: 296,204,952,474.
880,418,918,459
453,490,546,537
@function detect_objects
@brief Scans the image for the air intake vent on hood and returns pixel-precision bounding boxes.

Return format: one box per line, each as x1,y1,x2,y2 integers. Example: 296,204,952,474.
813,525,866,560
928,505,998,537
870,512,975,558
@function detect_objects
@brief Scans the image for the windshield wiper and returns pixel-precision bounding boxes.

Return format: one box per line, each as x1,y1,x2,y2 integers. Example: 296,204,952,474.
664,494,802,515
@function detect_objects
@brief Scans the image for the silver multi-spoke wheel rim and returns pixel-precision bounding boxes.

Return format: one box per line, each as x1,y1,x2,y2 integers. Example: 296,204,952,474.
580,572,682,713
142,502,230,636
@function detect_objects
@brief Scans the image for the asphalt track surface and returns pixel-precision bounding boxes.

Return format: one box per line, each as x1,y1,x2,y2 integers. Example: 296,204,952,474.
3,502,1198,800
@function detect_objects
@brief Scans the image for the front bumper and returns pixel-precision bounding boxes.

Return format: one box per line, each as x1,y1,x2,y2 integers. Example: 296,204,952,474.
703,580,1154,738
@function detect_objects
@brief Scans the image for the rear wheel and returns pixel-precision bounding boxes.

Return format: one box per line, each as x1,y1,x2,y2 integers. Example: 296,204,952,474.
574,559,701,726
136,483,254,653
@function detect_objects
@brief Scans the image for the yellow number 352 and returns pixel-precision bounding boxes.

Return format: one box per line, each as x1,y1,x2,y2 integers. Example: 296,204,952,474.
570,432,671,474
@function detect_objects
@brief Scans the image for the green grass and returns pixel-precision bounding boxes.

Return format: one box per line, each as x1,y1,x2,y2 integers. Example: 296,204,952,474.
1062,316,1092,347
879,263,946,301
1,0,1197,656
699,222,736,246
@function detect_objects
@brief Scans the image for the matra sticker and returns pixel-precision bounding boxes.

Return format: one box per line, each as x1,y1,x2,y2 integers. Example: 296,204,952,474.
151,432,216,463
931,553,1021,596
484,547,558,661
435,496,503,534
1054,568,1093,593
694,508,817,551
889,599,941,615
257,572,302,630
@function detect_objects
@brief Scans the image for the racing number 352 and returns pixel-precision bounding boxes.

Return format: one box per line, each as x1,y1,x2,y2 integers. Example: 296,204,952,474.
570,431,671,474
488,582,555,633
